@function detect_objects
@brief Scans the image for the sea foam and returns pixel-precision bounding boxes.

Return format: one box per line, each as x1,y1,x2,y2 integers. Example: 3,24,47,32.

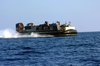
0,29,53,38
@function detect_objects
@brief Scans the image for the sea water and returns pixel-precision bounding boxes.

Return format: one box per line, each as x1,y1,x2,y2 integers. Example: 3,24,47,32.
0,29,100,66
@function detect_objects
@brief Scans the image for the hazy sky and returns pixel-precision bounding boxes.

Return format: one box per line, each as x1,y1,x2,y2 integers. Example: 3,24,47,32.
0,0,100,32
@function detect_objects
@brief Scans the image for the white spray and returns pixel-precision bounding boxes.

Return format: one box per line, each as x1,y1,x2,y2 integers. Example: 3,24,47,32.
0,29,53,38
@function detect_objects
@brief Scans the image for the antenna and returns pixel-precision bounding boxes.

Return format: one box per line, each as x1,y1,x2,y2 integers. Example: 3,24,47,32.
65,21,67,25
69,21,71,24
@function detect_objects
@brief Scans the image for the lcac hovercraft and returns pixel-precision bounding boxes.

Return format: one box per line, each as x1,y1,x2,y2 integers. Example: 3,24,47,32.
16,21,77,36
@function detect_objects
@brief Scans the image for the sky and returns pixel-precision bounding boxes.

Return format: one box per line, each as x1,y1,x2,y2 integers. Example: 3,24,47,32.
0,0,100,32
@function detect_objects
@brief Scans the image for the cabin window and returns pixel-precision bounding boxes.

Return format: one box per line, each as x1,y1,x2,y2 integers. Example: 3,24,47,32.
36,27,39,30
48,27,50,29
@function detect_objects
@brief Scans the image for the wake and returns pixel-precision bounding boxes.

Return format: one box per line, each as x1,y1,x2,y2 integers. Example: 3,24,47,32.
0,29,53,38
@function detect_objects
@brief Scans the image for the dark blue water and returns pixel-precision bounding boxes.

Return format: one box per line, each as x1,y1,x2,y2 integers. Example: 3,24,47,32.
0,32,100,66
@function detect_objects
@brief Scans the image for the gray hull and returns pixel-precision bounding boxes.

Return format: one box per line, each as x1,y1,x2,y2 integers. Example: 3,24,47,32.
17,29,77,37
